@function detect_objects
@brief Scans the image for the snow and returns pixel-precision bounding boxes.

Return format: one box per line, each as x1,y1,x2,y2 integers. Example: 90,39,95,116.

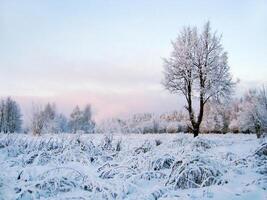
0,133,266,200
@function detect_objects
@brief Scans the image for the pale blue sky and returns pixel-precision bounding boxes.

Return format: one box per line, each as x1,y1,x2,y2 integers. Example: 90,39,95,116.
0,0,266,120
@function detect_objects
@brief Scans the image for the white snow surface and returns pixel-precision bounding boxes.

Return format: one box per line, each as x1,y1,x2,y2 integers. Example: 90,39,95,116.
0,133,266,200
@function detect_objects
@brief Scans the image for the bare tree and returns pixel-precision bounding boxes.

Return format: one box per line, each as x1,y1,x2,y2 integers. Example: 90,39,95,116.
163,22,234,137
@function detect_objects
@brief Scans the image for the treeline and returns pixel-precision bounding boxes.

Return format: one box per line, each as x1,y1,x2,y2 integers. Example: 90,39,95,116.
30,103,95,135
0,98,95,134
95,87,267,136
0,87,266,136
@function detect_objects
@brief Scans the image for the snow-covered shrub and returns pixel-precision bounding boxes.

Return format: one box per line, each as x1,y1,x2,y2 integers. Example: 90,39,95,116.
255,177,267,190
155,139,162,146
15,167,85,199
166,156,223,189
252,143,267,175
101,133,114,151
0,134,265,199
189,137,214,152
223,152,237,162
171,135,190,148
139,171,167,181
115,139,122,151
14,167,116,200
98,163,137,179
254,143,267,157
81,176,117,199
134,140,152,154
151,154,174,171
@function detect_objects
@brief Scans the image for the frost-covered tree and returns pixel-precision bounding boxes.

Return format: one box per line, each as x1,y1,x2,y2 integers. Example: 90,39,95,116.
54,114,69,133
239,87,267,138
258,87,267,132
0,100,5,132
69,104,95,133
42,103,57,133
69,106,83,133
163,22,234,137
96,118,126,134
30,105,45,135
30,103,70,135
201,101,231,133
43,103,56,121
81,104,95,133
0,97,22,133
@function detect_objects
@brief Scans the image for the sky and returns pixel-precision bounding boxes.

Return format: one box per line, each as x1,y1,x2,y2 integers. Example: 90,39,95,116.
0,0,267,122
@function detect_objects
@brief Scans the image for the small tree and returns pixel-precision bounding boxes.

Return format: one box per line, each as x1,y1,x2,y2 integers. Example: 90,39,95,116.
163,22,234,137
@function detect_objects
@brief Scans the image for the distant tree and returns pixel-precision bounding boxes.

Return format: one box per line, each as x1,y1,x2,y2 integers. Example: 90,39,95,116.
42,103,57,133
0,97,22,133
0,100,5,132
81,104,95,133
30,105,44,136
239,87,267,138
30,103,70,135
163,22,234,137
201,101,231,133
69,106,83,133
54,114,69,133
43,103,56,121
69,104,95,133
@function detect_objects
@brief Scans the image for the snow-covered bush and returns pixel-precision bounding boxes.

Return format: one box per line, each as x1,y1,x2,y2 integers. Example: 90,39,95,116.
254,143,267,157
166,156,223,189
139,171,167,181
134,140,152,154
0,134,265,199
151,154,175,171
190,137,214,151
155,139,162,146
101,133,114,150
98,163,137,179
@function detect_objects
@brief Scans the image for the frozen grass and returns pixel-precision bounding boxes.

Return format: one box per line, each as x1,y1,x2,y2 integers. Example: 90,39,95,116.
0,133,266,200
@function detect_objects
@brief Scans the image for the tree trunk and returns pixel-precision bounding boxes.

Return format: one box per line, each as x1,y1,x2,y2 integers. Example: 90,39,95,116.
193,126,199,137
189,97,205,137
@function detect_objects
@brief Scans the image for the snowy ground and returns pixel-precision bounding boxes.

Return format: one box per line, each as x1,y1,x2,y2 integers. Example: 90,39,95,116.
0,133,266,200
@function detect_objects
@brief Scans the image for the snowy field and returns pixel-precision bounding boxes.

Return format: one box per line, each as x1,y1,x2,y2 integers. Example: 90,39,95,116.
0,133,266,200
